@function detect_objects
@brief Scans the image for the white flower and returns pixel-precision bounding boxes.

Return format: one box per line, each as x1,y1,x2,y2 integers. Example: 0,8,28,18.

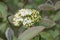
18,18,23,22
23,18,32,25
13,9,41,27
19,9,32,16
14,13,20,18
13,22,19,26
13,17,23,26
13,17,23,22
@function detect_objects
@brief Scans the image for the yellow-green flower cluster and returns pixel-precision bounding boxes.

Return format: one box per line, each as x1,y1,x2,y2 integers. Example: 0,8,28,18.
13,9,41,27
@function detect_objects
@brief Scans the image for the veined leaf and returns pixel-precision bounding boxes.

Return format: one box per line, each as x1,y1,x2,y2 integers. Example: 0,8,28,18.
53,11,60,21
5,27,14,40
0,23,7,33
18,26,45,40
0,2,8,18
38,3,55,11
39,18,56,28
55,1,60,10
8,15,13,24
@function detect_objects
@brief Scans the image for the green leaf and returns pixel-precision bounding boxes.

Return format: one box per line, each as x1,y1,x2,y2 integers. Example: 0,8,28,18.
32,35,40,40
35,0,45,5
8,15,13,24
17,2,24,8
55,1,60,10
5,27,14,40
18,26,45,40
0,23,7,33
55,35,60,40
13,37,17,40
48,30,59,38
0,2,7,18
38,3,55,11
3,0,18,13
0,12,2,18
24,4,33,9
53,11,60,21
13,0,19,5
40,32,53,40
39,18,56,28
18,26,26,35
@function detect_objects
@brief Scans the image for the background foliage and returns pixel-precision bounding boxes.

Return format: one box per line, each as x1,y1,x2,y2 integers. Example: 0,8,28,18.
0,0,60,40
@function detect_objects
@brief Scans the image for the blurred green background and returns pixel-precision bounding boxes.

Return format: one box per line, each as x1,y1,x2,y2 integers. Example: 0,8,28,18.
0,0,60,40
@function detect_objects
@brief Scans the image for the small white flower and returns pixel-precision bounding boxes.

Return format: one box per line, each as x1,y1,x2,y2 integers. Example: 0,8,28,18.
19,9,32,16
13,17,23,22
13,17,23,26
23,18,32,25
14,13,20,18
13,22,19,26
13,18,16,21
18,18,23,22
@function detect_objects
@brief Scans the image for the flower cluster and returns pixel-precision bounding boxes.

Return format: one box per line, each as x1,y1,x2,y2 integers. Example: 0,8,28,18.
13,9,41,27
